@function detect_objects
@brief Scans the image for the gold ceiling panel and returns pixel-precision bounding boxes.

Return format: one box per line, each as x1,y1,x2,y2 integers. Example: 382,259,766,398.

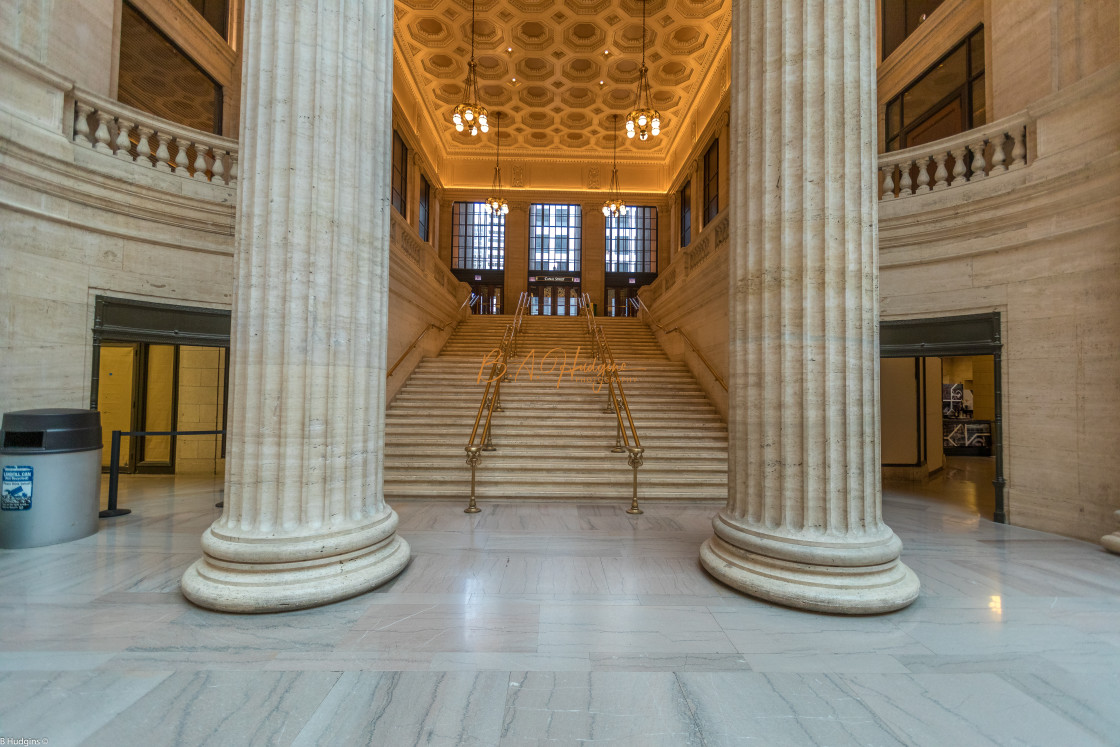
393,0,729,164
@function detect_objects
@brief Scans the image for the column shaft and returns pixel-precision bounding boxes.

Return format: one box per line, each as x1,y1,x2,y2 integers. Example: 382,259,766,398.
700,0,919,614
181,0,409,613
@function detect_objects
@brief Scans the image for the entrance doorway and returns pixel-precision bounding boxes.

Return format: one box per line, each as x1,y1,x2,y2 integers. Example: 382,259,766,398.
880,312,1005,522
529,277,581,316
92,296,231,476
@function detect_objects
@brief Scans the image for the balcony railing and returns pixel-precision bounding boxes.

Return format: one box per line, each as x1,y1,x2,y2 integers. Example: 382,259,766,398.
878,112,1031,201
71,88,238,185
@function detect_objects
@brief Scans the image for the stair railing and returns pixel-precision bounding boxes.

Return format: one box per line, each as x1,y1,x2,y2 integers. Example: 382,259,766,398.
635,296,727,391
463,292,529,513
387,293,476,380
580,293,645,514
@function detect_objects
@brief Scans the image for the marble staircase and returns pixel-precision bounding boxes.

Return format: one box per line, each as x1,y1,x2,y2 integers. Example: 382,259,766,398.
384,314,729,502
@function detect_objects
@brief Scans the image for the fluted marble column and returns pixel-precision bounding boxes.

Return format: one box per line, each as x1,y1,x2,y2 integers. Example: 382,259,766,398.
181,0,409,612
1102,511,1120,555
699,0,919,614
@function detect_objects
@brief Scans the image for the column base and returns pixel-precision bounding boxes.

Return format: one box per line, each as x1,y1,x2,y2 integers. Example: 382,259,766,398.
182,526,410,614
700,535,920,615
1101,511,1120,556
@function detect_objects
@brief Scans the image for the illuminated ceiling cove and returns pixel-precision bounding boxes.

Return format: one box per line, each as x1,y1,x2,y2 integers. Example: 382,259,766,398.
392,0,730,167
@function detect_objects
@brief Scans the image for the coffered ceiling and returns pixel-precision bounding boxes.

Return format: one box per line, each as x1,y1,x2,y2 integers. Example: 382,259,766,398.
392,0,730,168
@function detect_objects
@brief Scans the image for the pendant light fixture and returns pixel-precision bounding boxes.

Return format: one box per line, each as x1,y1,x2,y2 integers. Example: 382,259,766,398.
625,0,660,141
452,0,489,137
602,115,627,218
485,112,509,216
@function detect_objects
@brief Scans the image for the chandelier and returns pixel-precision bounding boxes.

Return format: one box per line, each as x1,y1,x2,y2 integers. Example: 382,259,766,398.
485,113,509,216
602,115,627,218
452,0,489,137
625,0,660,141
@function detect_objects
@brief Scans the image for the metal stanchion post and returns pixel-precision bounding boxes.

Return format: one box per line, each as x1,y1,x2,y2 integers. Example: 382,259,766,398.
99,430,131,518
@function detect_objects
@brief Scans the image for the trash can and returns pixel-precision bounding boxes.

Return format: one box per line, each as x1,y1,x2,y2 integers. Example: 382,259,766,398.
0,409,102,549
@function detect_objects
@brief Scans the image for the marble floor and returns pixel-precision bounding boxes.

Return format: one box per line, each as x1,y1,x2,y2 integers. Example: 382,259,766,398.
1,469,1118,746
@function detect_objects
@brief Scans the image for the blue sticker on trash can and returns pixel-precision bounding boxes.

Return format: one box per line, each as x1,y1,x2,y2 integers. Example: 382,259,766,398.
2,466,33,510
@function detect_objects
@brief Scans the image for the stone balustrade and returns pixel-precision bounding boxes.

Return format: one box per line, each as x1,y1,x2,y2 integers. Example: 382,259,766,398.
878,112,1032,200
643,208,729,307
71,89,238,185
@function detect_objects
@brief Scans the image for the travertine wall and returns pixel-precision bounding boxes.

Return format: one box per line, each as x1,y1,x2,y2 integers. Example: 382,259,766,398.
879,64,1120,542
0,45,467,425
0,47,236,417
638,210,729,421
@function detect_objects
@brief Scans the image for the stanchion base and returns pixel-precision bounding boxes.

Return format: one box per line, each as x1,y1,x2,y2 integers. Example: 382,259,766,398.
611,446,625,453
215,501,224,508
99,508,132,518
464,506,481,514
626,507,643,515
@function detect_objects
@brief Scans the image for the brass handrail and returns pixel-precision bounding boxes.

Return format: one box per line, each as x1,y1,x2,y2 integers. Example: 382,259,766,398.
463,291,529,513
635,296,727,391
387,293,476,379
580,293,645,514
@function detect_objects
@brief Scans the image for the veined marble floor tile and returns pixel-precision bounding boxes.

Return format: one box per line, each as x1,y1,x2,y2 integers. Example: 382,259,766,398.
83,670,340,747
0,651,115,671
589,652,751,672
0,669,173,746
710,606,934,656
500,671,702,746
840,672,1105,746
999,671,1120,742
676,671,905,746
265,651,436,671
429,651,591,671
340,602,540,653
600,555,728,595
0,601,185,652
381,551,509,594
496,555,612,595
469,592,643,605
292,670,508,746
3,471,1119,745
125,604,367,653
538,603,736,654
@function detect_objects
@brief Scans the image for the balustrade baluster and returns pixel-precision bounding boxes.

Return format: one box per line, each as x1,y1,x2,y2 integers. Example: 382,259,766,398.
92,111,113,153
154,132,173,172
174,138,190,173
1011,127,1027,167
990,132,1008,172
73,103,93,146
880,166,895,200
211,149,226,184
114,118,134,160
969,141,987,180
193,144,210,180
932,153,949,190
915,156,931,193
952,147,968,184
229,153,239,185
898,161,913,196
136,125,154,166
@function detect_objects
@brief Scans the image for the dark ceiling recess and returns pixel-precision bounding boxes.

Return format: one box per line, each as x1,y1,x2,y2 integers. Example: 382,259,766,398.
117,1,223,135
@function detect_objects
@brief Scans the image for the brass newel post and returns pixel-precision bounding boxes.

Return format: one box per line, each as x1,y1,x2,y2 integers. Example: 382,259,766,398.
465,446,483,513
626,446,644,514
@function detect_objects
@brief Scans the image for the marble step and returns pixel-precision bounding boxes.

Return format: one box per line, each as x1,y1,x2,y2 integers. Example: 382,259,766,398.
384,314,727,503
